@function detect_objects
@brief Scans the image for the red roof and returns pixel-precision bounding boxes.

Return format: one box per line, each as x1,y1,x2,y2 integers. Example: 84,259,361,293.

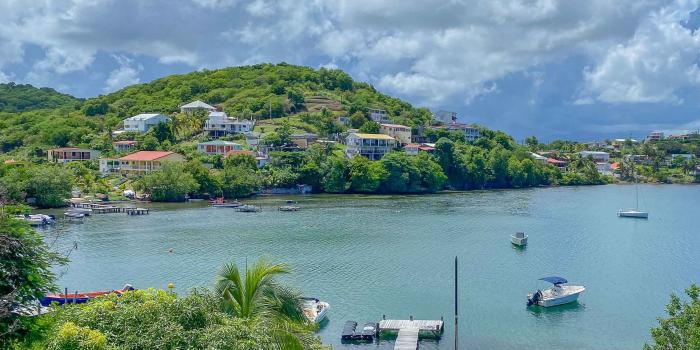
418,145,435,151
547,158,567,165
118,151,175,161
224,150,255,158
610,162,620,170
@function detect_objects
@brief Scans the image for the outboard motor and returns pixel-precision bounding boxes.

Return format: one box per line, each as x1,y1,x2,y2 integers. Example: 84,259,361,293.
527,290,542,306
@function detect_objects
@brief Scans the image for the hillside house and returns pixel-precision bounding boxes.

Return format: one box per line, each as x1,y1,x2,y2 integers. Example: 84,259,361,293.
99,151,185,175
123,113,170,133
47,148,100,163
578,151,610,163
203,111,255,137
180,100,216,114
113,140,138,153
368,108,390,123
380,123,412,144
197,140,243,155
345,133,397,160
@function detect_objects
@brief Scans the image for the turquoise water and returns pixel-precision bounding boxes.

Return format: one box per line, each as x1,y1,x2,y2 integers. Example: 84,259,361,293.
44,185,700,349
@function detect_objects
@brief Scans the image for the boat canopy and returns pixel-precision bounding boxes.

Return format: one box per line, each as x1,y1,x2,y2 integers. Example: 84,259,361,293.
539,276,568,284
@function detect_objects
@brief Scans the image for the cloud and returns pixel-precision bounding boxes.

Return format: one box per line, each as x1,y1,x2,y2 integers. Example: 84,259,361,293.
104,55,142,92
580,1,700,104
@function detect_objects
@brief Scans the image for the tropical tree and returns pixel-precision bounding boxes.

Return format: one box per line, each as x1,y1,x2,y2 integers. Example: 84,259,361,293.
216,259,321,349
135,161,199,202
358,121,380,134
645,284,700,350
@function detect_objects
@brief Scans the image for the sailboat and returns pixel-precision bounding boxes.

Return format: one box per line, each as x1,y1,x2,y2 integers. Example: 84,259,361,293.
618,171,648,219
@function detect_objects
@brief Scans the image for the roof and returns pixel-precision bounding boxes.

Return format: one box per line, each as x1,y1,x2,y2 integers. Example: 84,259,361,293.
208,111,228,118
224,150,255,158
579,151,609,155
49,147,94,152
181,100,215,109
351,133,396,140
610,162,620,170
198,140,241,146
113,140,137,145
125,113,168,121
418,145,435,151
547,158,567,165
291,133,319,139
118,151,175,161
380,123,410,129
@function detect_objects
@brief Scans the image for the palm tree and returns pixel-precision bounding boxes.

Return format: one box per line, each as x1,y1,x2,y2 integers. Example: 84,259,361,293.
216,259,321,350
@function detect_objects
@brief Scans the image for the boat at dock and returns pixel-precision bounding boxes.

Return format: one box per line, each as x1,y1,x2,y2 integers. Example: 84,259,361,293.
301,297,330,323
527,276,585,307
511,232,528,246
40,284,134,306
15,214,56,226
67,207,92,216
210,197,242,208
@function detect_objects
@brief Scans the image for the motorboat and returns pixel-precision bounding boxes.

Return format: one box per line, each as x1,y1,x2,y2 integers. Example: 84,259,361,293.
279,200,301,211
527,276,585,307
210,197,242,208
301,297,330,323
237,204,261,212
15,214,56,226
618,209,648,218
511,232,528,246
41,284,134,306
67,207,92,216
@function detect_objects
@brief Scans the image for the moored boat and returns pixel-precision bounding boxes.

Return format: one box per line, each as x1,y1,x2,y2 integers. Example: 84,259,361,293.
511,232,528,246
301,297,330,323
618,209,648,218
15,214,56,226
40,284,134,306
210,197,242,208
527,276,585,307
237,204,261,212
279,200,301,211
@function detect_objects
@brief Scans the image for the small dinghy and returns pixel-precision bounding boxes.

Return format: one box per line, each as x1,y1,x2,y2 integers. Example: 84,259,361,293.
511,232,528,246
15,214,56,226
41,284,134,306
301,297,330,323
527,276,585,307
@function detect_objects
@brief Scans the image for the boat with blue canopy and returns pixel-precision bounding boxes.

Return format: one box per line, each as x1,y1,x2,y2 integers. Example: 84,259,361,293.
527,276,585,307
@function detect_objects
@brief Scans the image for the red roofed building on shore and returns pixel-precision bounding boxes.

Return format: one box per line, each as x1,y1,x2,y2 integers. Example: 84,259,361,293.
224,149,270,168
99,151,185,175
547,158,568,170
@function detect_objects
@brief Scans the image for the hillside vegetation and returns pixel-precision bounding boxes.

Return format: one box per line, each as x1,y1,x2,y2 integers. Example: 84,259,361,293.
0,83,80,113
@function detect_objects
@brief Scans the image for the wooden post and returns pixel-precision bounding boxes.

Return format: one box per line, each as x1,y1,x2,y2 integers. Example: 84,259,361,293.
455,256,459,350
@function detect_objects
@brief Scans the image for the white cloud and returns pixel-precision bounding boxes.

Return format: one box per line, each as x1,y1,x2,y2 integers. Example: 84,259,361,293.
580,0,700,104
104,55,142,92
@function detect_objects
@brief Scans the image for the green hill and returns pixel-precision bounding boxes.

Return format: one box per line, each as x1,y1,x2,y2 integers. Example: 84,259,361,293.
0,83,80,113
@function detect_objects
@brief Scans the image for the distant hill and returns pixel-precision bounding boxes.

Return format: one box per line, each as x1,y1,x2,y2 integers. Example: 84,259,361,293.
95,63,433,126
0,83,80,113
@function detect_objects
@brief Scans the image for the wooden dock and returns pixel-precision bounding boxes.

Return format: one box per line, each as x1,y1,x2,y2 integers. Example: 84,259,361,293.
378,318,444,350
125,208,149,215
394,328,419,350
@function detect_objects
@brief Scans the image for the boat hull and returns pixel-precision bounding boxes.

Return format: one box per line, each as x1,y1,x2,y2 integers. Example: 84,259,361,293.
618,210,648,218
537,291,581,307
511,235,528,246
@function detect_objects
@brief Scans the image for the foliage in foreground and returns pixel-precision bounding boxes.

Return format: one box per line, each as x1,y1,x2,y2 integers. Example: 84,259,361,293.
0,210,65,346
645,284,700,350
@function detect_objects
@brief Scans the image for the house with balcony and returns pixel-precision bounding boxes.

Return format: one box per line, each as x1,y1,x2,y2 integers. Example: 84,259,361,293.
197,140,242,155
99,151,185,175
646,131,664,142
180,100,216,114
380,123,412,145
345,133,397,160
47,147,100,163
123,113,170,133
404,143,435,156
113,140,138,153
290,133,319,149
368,108,390,123
203,111,255,137
578,151,610,163
429,122,481,142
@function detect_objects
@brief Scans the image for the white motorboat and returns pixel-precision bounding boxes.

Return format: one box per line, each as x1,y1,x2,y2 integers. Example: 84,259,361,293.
618,209,648,218
511,232,528,246
15,214,56,226
68,208,92,216
527,276,585,307
301,297,330,323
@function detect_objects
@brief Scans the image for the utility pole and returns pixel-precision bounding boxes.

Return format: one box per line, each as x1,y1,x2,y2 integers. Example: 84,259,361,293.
269,97,272,120
455,256,459,350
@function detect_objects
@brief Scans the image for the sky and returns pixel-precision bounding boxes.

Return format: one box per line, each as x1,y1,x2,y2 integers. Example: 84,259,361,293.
2,0,700,141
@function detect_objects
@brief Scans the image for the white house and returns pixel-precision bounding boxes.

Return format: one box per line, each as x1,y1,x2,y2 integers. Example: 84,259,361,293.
345,133,397,160
429,123,481,142
197,140,243,155
180,100,216,114
578,151,610,163
47,148,100,163
123,113,170,133
112,140,138,153
204,111,255,137
380,123,412,144
433,110,457,124
368,108,389,123
646,131,664,142
530,152,548,165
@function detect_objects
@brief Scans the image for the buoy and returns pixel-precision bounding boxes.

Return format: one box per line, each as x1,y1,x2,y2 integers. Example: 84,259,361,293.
167,248,173,253
167,283,174,290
